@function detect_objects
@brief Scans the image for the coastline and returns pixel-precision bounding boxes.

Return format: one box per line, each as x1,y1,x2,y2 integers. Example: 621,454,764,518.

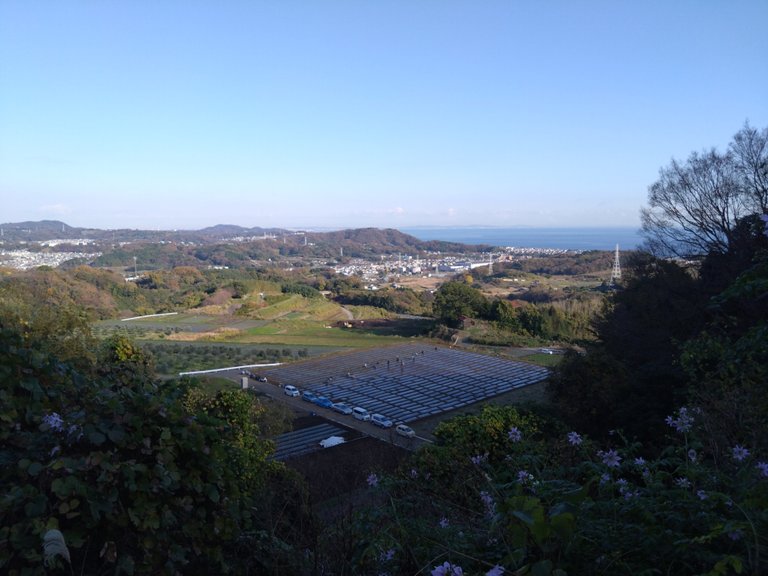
400,226,643,251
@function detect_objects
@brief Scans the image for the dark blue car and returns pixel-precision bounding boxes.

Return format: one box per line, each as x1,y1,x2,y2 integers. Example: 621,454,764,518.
313,395,334,409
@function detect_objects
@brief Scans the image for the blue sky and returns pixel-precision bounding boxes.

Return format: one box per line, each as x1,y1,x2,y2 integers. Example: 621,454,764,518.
1,1,766,231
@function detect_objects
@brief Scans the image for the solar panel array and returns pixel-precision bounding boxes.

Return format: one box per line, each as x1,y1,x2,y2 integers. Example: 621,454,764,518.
271,423,348,461
260,344,548,425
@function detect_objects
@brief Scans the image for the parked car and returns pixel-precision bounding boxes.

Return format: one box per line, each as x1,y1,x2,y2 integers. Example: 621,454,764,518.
352,407,371,421
332,402,353,415
395,423,415,438
314,395,334,409
283,385,300,397
257,375,268,382
301,391,318,403
319,436,345,448
371,413,393,428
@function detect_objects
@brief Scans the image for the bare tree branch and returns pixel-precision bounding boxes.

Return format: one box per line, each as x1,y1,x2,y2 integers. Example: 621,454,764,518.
641,123,768,258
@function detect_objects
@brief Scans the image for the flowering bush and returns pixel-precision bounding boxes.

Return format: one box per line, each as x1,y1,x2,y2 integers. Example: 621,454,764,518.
343,404,767,575
0,327,278,575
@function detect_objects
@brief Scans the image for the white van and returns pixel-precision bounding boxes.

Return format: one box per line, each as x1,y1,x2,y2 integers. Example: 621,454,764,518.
352,407,371,421
283,385,300,397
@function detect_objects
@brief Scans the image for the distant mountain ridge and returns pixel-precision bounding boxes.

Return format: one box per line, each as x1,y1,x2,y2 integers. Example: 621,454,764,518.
0,221,489,256
0,221,289,242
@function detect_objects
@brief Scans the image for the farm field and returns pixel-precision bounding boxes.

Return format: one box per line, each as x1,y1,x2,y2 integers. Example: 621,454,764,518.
94,311,436,376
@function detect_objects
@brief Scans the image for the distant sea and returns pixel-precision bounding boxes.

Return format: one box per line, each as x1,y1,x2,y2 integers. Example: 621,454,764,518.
400,227,644,251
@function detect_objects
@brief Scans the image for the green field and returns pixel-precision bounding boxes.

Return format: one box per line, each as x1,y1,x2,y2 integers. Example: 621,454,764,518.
94,297,559,376
239,320,410,347
142,340,346,376
96,310,430,376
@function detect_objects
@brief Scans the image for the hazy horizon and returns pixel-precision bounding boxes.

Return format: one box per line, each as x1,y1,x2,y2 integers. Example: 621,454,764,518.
1,2,766,231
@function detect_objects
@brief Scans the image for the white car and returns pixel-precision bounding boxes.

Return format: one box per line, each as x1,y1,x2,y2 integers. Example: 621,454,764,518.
395,424,415,438
283,385,300,397
371,413,393,428
352,407,371,421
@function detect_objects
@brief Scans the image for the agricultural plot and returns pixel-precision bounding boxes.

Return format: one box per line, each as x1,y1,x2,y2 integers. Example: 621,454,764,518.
261,343,549,425
138,341,339,376
94,313,267,338
95,306,403,349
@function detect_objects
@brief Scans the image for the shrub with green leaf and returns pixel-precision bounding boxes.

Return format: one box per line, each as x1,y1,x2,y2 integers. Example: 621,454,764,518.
0,326,278,575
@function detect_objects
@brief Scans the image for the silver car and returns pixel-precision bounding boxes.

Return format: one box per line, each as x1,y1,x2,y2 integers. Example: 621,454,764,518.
332,402,353,415
371,413,393,428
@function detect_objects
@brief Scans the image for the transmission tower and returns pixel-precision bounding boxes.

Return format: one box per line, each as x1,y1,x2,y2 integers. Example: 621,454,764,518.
610,244,622,284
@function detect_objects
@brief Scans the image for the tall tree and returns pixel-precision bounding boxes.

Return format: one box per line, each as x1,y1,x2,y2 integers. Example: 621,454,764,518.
432,281,488,327
641,123,768,258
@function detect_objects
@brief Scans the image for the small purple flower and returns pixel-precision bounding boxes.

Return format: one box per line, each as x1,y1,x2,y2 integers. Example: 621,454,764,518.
431,561,464,576
486,566,505,576
696,490,708,500
379,548,395,562
675,477,691,489
470,453,488,466
599,472,611,485
367,473,379,487
598,449,621,468
567,431,582,446
732,445,750,462
439,516,449,528
409,468,418,479
614,478,638,498
728,530,743,541
687,449,697,463
42,412,64,432
517,470,534,484
665,407,694,433
756,461,768,478
507,427,522,442
479,491,496,515
633,457,646,467
50,445,61,457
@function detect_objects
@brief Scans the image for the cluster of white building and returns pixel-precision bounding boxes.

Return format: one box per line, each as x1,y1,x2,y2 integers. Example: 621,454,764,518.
0,249,102,270
332,246,579,286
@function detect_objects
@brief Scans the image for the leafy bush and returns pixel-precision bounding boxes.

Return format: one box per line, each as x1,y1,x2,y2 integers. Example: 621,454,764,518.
341,406,767,576
0,327,278,575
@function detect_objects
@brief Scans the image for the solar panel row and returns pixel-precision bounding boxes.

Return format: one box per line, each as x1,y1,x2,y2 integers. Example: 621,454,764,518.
271,423,347,461
261,344,548,425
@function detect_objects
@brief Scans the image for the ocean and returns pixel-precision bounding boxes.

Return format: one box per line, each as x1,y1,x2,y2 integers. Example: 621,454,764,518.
400,227,644,251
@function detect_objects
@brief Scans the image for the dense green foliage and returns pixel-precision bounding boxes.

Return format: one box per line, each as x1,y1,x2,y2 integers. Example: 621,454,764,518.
432,280,599,343
339,405,767,575
0,326,289,575
336,286,432,315
432,282,490,327
550,214,768,445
